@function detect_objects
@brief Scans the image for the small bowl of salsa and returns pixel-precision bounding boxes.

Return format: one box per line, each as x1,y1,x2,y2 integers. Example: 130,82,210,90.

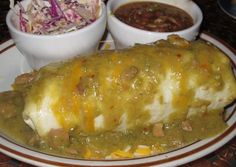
107,0,203,49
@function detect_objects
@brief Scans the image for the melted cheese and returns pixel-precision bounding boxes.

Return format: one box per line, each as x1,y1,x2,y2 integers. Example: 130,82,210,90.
20,35,236,137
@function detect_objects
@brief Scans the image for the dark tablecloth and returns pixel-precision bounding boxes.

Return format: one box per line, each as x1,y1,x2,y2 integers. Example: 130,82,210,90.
0,0,236,166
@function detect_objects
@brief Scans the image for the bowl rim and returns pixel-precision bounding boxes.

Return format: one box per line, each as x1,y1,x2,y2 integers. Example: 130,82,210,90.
107,0,203,35
6,0,106,39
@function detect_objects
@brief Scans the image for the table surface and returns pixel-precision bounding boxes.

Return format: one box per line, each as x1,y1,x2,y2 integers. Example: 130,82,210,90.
0,0,236,167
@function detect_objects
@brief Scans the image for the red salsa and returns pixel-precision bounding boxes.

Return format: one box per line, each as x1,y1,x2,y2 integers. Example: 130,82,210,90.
114,1,194,32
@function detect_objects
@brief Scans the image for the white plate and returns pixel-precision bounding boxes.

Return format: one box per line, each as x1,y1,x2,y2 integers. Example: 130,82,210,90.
0,33,236,167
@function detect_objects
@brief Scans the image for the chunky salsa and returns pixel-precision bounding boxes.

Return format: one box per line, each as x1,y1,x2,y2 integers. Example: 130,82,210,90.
114,1,193,32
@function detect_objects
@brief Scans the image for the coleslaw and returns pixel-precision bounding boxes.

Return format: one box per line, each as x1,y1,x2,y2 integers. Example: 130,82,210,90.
10,0,102,35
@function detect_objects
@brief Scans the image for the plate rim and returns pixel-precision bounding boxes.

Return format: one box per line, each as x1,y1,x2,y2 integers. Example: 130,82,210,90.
0,32,236,167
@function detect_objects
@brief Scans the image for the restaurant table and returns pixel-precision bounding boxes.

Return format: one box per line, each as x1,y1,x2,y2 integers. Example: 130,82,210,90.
0,0,236,166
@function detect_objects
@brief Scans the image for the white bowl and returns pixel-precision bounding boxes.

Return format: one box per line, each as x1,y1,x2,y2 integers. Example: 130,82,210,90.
6,0,106,69
107,0,203,49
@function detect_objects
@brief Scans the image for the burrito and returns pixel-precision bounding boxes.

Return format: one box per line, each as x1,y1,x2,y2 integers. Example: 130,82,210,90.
13,35,236,138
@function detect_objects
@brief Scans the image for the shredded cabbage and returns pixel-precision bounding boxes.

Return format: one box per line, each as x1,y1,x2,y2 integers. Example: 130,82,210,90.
9,0,15,9
11,0,101,35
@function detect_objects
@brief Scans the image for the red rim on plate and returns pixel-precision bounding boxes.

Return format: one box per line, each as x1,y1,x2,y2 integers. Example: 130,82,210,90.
0,32,236,167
